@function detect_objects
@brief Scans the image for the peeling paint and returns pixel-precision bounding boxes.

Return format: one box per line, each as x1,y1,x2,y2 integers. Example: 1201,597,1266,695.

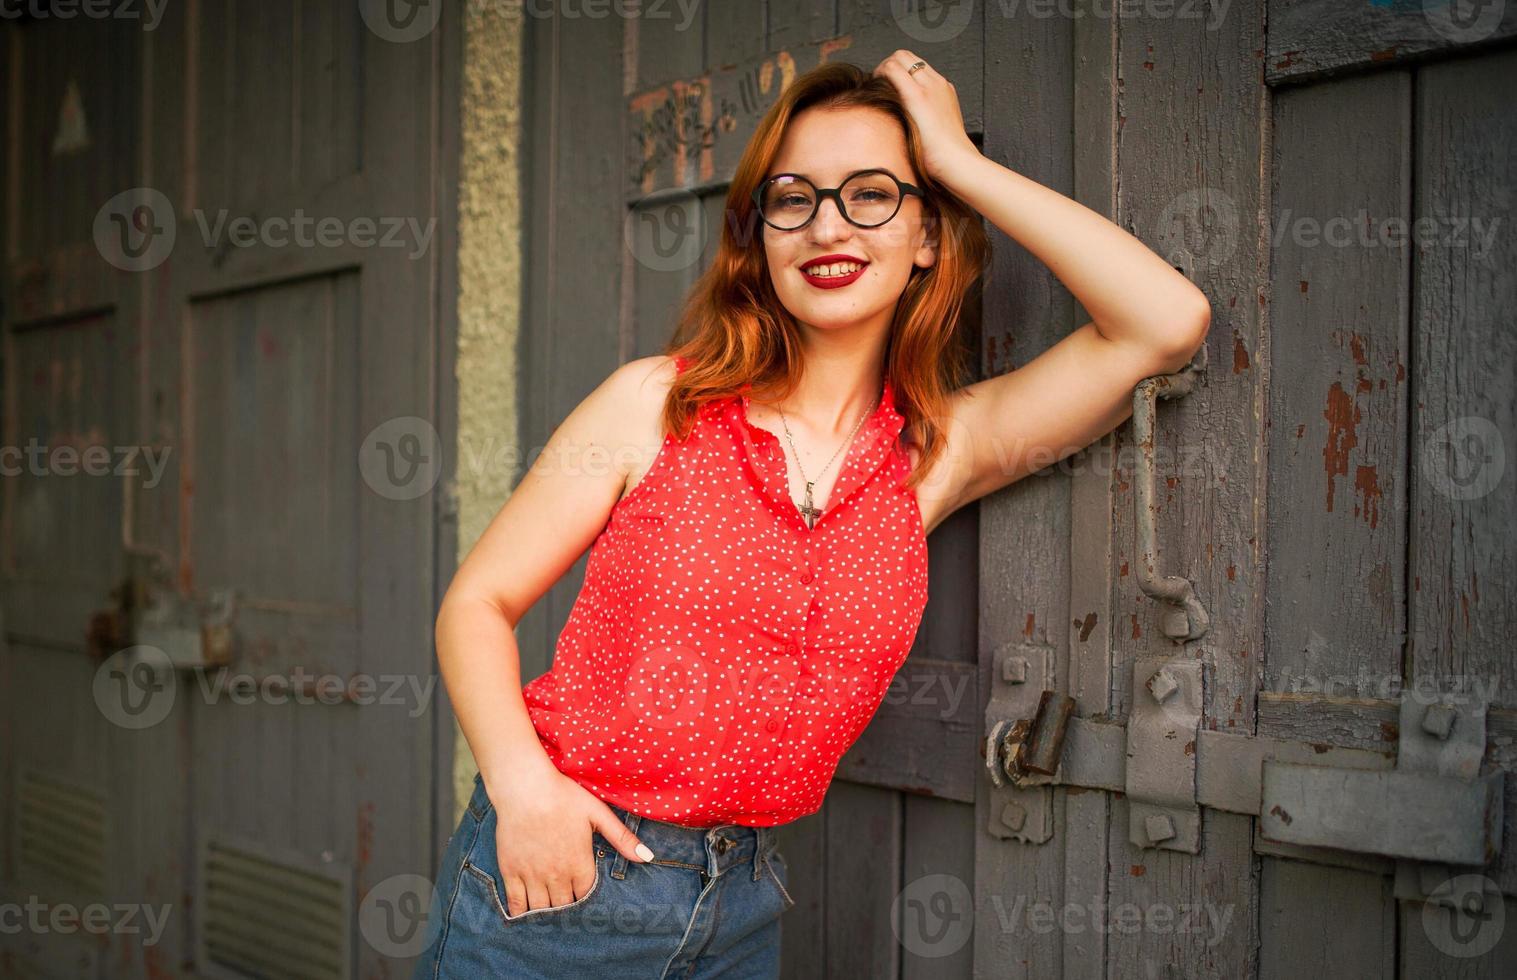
1353,464,1383,529
1321,381,1360,513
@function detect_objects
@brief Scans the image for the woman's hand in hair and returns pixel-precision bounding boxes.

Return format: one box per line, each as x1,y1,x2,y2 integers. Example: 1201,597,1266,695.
873,49,981,183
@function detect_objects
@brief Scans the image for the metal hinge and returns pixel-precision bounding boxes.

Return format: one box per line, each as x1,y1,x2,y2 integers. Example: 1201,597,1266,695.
984,645,1504,884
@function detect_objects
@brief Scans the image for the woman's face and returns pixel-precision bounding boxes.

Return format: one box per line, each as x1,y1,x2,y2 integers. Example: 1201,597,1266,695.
759,106,936,334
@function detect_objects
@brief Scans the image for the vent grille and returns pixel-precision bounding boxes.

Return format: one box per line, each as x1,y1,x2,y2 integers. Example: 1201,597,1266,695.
16,770,107,897
200,840,349,980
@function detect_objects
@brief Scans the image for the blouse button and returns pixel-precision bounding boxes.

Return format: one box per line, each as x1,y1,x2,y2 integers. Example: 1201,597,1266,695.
765,719,781,733
799,569,813,585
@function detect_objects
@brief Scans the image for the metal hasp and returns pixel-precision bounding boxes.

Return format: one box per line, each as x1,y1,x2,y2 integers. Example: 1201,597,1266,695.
983,644,1056,843
1132,345,1209,642
1127,656,1203,853
1259,684,1502,869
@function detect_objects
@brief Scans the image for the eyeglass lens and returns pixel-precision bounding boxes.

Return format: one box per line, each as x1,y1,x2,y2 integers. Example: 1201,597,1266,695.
759,172,904,229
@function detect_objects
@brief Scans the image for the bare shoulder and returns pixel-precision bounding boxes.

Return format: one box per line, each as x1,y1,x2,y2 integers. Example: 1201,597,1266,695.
606,354,680,502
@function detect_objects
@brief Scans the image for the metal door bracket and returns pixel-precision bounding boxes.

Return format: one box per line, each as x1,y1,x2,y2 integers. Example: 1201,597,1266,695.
983,643,1055,844
1126,656,1203,853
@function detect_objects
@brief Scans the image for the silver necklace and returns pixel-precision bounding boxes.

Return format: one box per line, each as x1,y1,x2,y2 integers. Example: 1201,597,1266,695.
776,388,880,529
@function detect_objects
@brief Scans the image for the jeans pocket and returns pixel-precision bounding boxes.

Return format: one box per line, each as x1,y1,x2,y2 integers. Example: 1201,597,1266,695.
461,806,604,927
761,849,796,911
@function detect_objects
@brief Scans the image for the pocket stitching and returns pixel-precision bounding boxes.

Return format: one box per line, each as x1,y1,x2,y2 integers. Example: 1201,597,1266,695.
762,853,795,910
464,858,601,926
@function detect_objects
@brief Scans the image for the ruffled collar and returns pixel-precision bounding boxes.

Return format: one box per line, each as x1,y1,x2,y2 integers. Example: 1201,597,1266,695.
726,376,907,531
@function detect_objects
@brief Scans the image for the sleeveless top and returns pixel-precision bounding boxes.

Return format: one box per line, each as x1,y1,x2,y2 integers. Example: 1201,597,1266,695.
520,356,930,827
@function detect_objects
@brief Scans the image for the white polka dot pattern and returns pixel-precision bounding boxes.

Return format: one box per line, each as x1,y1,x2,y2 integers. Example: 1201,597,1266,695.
521,356,929,828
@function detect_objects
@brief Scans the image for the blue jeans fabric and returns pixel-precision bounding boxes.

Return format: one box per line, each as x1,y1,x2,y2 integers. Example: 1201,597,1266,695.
414,774,794,979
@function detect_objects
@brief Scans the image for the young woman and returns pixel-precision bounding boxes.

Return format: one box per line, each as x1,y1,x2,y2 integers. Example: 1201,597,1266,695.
416,50,1209,979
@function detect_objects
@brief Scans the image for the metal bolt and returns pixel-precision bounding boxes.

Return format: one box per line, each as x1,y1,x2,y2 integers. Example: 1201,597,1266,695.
1421,702,1456,740
1004,656,1029,684
1161,607,1191,639
1145,813,1176,843
1000,801,1027,832
1146,667,1180,703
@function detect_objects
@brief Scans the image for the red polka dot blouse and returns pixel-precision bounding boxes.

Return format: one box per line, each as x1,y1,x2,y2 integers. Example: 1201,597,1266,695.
521,355,929,827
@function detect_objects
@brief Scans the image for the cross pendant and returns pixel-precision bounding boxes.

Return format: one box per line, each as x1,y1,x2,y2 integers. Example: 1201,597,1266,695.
798,481,821,529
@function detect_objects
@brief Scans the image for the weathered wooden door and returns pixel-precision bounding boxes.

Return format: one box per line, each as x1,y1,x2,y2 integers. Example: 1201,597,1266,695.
523,1,1515,977
2,5,453,978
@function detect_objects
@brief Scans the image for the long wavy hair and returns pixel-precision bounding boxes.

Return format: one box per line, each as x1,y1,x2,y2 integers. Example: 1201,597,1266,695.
661,61,989,488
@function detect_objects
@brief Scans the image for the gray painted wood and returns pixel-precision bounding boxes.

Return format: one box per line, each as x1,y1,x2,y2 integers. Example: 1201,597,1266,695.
1267,0,1517,85
1409,47,1517,709
3,4,448,977
976,3,1084,979
520,9,629,684
1259,68,1414,980
1260,859,1396,979
1100,0,1266,975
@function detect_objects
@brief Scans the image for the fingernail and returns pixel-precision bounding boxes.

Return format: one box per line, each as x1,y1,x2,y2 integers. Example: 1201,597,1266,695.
635,843,655,862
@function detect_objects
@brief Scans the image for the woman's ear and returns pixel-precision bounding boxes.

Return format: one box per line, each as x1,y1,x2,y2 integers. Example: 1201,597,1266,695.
915,215,939,270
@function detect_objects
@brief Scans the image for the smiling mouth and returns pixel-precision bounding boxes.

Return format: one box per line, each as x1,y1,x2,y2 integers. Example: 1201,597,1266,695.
800,260,868,279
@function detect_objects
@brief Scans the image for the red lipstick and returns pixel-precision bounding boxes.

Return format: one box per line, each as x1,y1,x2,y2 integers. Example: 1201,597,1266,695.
800,254,869,290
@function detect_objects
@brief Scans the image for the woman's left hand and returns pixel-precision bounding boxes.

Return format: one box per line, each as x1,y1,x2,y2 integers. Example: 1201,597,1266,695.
873,50,980,183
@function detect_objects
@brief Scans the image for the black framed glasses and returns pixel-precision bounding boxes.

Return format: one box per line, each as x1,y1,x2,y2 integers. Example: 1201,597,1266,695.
751,169,924,231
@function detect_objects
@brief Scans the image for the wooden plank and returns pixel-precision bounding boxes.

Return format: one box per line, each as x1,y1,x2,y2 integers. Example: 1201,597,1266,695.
835,658,980,803
1409,47,1517,711
519,10,627,682
1259,858,1394,979
626,16,984,197
1410,45,1517,917
1103,0,1267,974
974,0,1082,976
1399,893,1517,978
1063,2,1121,974
1264,72,1411,733
825,781,902,978
775,805,827,979
1266,0,1517,85
901,793,975,980
769,0,835,52
704,0,766,70
633,0,705,93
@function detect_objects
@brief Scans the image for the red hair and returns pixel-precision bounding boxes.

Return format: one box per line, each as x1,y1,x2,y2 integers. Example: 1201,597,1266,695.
662,61,989,488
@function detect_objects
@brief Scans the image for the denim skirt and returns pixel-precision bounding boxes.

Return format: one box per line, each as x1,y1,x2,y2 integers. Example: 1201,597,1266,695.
413,774,795,979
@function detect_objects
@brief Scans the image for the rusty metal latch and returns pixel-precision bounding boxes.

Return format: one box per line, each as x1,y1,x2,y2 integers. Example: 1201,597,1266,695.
986,689,1076,788
1132,347,1210,642
983,646,1504,880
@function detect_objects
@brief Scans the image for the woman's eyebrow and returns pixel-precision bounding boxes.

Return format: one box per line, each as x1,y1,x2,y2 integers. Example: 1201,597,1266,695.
764,166,899,182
